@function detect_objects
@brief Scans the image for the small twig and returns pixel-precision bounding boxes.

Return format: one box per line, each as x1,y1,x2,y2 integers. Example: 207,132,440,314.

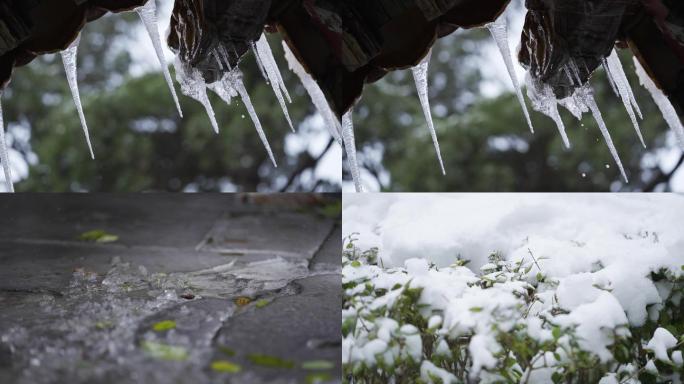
527,248,543,272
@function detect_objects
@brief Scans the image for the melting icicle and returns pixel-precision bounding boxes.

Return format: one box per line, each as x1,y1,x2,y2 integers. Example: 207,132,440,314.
633,57,684,149
604,50,644,147
525,74,571,148
486,16,534,133
255,34,294,132
282,43,342,146
251,42,269,81
411,49,445,175
575,86,628,182
137,0,183,118
173,58,219,134
341,111,363,192
226,70,277,167
0,95,14,192
61,34,95,159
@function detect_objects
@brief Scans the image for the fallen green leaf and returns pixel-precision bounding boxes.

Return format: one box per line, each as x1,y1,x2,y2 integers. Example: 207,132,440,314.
306,372,332,384
301,360,335,370
255,299,270,308
469,307,483,313
152,320,176,332
247,354,294,369
95,321,114,330
211,360,242,373
218,346,236,357
79,230,119,243
140,341,188,361
350,261,361,268
317,201,341,219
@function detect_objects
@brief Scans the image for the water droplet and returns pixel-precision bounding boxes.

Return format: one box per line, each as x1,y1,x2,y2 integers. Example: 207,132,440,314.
581,173,587,178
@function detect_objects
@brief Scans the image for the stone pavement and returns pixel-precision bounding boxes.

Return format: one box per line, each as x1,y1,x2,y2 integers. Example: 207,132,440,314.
0,194,341,384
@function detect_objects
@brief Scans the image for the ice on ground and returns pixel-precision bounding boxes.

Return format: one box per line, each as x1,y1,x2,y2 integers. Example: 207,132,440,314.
61,33,95,159
486,16,533,133
341,110,363,192
634,57,684,149
173,58,219,134
411,49,446,174
282,43,342,146
604,50,643,146
136,0,183,118
0,95,14,192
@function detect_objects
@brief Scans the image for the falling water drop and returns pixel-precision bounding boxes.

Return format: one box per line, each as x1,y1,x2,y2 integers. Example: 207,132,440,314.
60,33,95,159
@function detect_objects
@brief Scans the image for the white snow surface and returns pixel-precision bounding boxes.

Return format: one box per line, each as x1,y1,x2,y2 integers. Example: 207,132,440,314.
344,194,684,323
343,194,684,381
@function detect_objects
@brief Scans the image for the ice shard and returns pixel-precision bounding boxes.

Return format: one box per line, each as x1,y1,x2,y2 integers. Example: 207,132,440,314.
633,57,684,149
486,16,534,134
604,50,644,147
226,70,277,167
0,95,13,192
575,86,628,182
136,0,183,118
411,49,446,175
255,34,294,132
525,74,571,148
173,58,220,134
251,42,268,81
282,42,342,146
341,110,363,192
61,33,95,159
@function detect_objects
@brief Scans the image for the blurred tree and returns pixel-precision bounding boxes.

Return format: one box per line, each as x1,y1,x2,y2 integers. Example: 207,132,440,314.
348,25,684,192
2,7,340,192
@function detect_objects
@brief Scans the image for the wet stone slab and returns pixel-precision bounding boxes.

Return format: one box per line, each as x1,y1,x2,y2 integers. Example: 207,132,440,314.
0,195,341,384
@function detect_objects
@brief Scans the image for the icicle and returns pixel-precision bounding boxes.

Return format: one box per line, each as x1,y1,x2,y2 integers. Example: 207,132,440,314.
604,50,644,147
207,79,237,105
173,58,219,134
255,34,294,132
411,49,445,175
525,74,571,148
282,42,342,146
251,42,268,80
341,110,363,192
486,16,534,134
227,70,277,167
0,94,14,192
136,0,183,118
633,57,684,149
60,33,95,159
575,86,628,182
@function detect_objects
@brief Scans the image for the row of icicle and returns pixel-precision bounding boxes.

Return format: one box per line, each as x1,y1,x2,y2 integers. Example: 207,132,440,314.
1,3,684,192
0,0,344,192
341,15,684,191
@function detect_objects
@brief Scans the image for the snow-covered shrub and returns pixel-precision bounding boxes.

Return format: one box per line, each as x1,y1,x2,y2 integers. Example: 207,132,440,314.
342,234,684,384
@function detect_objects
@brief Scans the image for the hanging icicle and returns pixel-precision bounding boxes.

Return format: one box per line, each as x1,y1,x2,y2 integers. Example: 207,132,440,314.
575,86,628,182
136,0,183,118
0,94,14,192
254,34,294,132
173,58,220,134
604,50,644,147
411,49,445,175
61,33,95,159
633,58,684,149
525,74,571,148
341,110,363,192
282,43,342,146
225,70,277,167
486,16,534,134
